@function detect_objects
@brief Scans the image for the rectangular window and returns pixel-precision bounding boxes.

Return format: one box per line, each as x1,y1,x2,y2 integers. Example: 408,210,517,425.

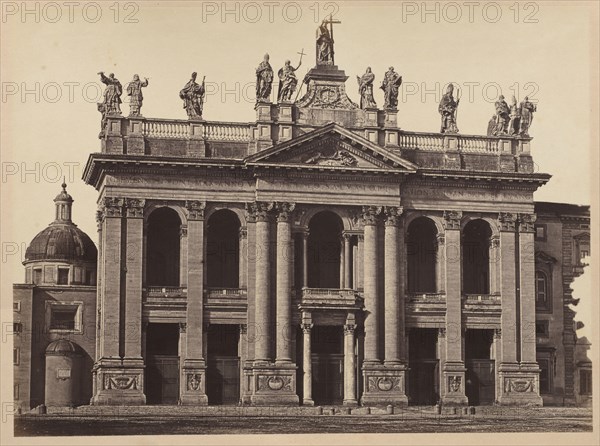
50,307,78,330
13,348,20,365
580,369,592,395
57,268,69,285
535,271,551,311
534,224,547,241
33,269,42,285
535,321,549,337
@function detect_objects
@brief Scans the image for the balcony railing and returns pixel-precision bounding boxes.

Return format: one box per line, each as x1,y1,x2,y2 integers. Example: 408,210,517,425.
300,287,359,306
144,286,187,298
204,288,247,298
407,292,446,301
462,293,501,302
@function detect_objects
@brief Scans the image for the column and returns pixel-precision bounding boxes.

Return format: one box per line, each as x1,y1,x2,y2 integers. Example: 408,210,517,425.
357,234,364,290
181,200,208,405
343,320,357,405
362,206,381,364
519,213,537,364
498,213,518,365
441,211,468,405
239,227,248,289
276,202,295,363
254,202,272,363
384,206,401,364
343,233,352,289
124,198,145,359
302,230,309,288
301,321,314,405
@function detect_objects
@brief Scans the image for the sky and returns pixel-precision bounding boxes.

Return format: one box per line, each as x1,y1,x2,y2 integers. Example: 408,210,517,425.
0,2,598,339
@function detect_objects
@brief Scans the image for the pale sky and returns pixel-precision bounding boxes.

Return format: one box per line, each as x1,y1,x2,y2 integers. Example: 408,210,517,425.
1,2,598,303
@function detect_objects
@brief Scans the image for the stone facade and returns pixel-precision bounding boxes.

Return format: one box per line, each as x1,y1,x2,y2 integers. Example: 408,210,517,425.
13,40,591,410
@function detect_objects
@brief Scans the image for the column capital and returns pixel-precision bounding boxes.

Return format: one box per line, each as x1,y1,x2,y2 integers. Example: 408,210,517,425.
240,324,248,335
490,234,500,248
179,322,187,333
300,323,313,334
498,212,518,232
180,226,188,238
383,206,403,226
101,196,125,218
436,233,446,246
343,324,356,335
239,227,248,239
438,327,446,338
185,200,206,221
245,201,274,222
342,232,353,241
442,210,462,230
518,213,537,233
95,209,104,231
361,206,382,226
274,202,296,222
124,198,146,218
494,328,502,339
357,233,364,242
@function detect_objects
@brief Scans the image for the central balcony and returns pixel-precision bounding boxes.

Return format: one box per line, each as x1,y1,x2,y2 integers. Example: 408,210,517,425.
297,287,362,310
204,288,248,312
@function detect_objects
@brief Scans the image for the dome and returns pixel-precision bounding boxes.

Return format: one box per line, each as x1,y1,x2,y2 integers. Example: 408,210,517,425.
45,339,81,355
25,224,97,263
24,182,97,264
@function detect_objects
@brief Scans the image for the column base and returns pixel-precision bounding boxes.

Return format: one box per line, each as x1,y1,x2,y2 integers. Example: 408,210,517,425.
441,361,468,406
179,359,208,406
343,399,359,406
249,362,300,406
303,399,315,406
91,357,146,405
497,362,543,406
360,363,408,406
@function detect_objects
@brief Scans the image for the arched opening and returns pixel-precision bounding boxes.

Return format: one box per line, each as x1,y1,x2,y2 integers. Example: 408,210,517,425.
462,219,492,295
146,207,181,287
307,211,343,288
406,217,438,293
206,209,241,288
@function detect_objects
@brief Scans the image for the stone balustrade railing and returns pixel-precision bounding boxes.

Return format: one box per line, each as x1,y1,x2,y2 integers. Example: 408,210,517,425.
204,288,248,298
407,292,446,301
144,286,187,297
463,293,501,302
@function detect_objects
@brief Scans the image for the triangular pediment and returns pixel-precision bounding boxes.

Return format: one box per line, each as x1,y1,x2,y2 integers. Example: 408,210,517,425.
245,123,417,172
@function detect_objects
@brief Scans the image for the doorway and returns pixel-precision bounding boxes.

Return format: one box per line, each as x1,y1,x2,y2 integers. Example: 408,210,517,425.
465,329,495,405
408,328,440,405
145,323,180,404
206,324,240,405
311,326,344,405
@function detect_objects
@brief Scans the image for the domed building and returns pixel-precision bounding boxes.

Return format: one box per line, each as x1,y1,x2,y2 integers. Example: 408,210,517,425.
13,183,97,410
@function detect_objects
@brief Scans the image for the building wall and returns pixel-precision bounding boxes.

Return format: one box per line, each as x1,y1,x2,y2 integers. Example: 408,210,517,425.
13,285,96,409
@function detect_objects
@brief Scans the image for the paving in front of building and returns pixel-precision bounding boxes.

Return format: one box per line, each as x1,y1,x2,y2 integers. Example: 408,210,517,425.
13,23,591,413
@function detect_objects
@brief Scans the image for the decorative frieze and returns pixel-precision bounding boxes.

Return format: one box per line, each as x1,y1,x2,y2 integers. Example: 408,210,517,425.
448,375,462,393
504,378,535,393
104,374,139,390
518,213,537,233
383,206,403,226
442,210,462,230
367,376,402,392
361,206,382,226
187,373,202,391
185,200,205,220
498,212,517,232
257,375,293,392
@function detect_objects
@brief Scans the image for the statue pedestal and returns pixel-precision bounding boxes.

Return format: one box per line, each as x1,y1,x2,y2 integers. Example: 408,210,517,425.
102,115,124,154
441,361,468,406
497,362,543,406
179,359,208,405
443,135,461,169
91,357,146,405
277,102,294,142
126,117,145,155
360,363,409,406
249,362,299,406
187,121,206,157
383,109,399,149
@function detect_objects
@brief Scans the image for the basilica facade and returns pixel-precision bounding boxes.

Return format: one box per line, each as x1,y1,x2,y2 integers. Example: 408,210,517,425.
13,38,591,409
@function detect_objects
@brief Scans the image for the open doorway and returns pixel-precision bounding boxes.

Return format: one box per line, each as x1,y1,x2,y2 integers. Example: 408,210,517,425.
465,329,495,405
206,324,240,405
145,323,180,404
